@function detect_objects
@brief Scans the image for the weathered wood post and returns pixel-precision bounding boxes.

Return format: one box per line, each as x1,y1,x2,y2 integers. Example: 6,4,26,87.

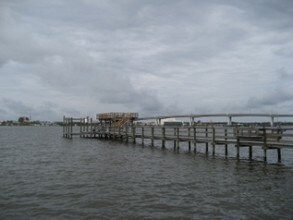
112,118,115,138
86,116,89,138
90,118,92,137
63,116,65,137
277,127,282,163
65,117,68,138
277,148,281,163
205,127,209,155
79,118,82,138
81,118,84,138
193,126,197,154
173,127,177,150
109,123,112,139
98,122,101,138
65,118,69,138
89,118,91,138
212,126,215,156
119,125,123,140
176,127,180,151
66,117,69,138
162,126,165,149
188,127,191,152
70,117,73,139
66,118,69,138
263,127,267,162
248,127,252,160
236,127,240,159
125,125,129,143
83,118,86,138
64,117,66,138
249,146,253,160
151,126,154,147
118,126,121,139
224,127,228,156
141,126,144,146
132,125,136,144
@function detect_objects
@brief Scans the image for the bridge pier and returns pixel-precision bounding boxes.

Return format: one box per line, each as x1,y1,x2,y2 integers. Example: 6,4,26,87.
191,117,195,126
228,116,232,126
271,116,274,127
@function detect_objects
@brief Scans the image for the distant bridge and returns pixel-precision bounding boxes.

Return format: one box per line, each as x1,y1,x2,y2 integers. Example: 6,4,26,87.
136,113,293,126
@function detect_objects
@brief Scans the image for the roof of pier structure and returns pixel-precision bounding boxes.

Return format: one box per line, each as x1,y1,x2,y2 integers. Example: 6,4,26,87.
97,112,138,121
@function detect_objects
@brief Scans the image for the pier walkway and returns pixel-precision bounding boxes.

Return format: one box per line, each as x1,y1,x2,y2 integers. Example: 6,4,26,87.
63,113,293,163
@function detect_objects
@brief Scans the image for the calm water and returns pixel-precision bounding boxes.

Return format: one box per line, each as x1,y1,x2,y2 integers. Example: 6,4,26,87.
0,127,292,219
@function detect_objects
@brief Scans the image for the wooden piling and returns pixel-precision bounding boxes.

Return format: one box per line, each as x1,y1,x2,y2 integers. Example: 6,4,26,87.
212,126,215,156
236,136,240,159
205,127,209,155
132,126,136,144
193,127,197,154
162,127,165,149
126,126,129,143
263,127,267,162
86,116,89,138
151,126,154,147
224,128,228,156
142,127,144,146
277,148,281,163
188,127,191,152
173,127,176,150
63,116,65,137
176,127,180,151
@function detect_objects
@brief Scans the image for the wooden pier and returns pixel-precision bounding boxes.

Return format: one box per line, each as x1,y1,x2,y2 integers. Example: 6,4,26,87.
63,113,293,163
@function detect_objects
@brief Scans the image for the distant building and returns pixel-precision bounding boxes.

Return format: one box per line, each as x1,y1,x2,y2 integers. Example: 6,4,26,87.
160,118,176,125
161,118,183,126
18,116,30,123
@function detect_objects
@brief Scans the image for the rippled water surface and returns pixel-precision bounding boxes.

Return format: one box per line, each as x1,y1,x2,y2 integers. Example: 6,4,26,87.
1,126,293,219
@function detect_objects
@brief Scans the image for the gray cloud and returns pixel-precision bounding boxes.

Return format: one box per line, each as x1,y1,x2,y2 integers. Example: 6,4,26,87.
247,89,293,108
0,0,293,121
0,99,61,121
245,68,293,113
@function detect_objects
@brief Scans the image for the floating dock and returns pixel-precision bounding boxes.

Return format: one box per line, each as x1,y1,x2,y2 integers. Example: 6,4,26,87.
63,113,293,163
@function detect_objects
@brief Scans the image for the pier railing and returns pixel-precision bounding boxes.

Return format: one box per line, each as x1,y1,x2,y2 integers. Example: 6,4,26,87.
63,116,293,163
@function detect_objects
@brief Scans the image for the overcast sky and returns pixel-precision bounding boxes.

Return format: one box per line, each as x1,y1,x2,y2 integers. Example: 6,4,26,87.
1,0,293,121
